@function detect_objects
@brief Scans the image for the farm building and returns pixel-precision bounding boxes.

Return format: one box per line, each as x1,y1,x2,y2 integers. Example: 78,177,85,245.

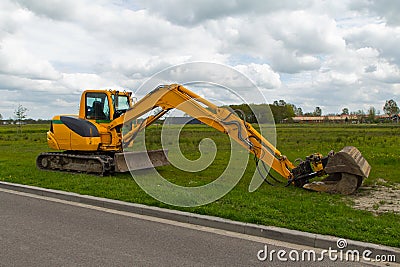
289,114,399,123
290,115,359,123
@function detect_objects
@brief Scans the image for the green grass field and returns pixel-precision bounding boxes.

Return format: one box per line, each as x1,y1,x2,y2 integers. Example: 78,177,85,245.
0,123,399,247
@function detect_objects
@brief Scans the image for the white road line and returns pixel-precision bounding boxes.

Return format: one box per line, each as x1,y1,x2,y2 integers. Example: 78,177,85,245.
0,188,305,247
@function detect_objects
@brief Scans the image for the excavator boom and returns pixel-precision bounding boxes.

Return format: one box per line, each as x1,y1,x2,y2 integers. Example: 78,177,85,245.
114,84,371,194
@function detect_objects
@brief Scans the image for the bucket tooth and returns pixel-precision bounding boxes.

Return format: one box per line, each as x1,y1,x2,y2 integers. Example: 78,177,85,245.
303,173,362,195
303,146,370,195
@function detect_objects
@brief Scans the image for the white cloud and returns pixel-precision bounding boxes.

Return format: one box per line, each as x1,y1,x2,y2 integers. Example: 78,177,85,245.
345,23,400,67
369,61,400,83
0,0,399,119
234,63,281,89
350,0,400,26
140,0,312,25
269,11,345,55
0,38,61,80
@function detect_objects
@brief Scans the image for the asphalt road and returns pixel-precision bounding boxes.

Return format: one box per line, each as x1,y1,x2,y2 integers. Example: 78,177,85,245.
0,190,383,266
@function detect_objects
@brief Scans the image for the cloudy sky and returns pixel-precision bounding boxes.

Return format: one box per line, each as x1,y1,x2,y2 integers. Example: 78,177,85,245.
1,0,399,119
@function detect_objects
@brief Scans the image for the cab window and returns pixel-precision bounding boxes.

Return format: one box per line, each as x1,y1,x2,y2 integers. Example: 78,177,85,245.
116,95,130,111
85,93,110,120
112,95,131,119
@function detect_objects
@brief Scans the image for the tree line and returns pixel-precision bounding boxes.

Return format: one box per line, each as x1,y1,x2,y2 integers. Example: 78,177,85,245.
1,99,399,125
0,105,50,125
229,99,399,123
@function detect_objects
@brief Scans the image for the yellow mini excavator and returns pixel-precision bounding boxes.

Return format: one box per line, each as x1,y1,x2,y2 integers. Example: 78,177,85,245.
37,84,371,195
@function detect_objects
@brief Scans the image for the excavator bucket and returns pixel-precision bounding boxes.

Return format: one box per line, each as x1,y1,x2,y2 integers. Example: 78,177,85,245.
303,146,371,195
114,149,169,172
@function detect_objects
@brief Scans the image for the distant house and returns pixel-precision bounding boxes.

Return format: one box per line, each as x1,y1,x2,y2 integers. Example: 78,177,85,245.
289,114,398,123
290,115,359,123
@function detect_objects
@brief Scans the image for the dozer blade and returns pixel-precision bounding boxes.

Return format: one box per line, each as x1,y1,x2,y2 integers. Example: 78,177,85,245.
303,146,371,195
114,149,169,172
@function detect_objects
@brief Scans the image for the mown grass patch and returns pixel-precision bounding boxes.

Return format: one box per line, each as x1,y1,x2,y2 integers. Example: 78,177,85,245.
0,123,399,247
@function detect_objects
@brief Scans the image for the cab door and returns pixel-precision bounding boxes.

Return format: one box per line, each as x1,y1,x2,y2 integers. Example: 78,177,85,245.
85,92,112,123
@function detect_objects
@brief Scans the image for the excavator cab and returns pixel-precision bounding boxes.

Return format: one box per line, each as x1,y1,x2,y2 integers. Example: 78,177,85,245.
81,90,133,122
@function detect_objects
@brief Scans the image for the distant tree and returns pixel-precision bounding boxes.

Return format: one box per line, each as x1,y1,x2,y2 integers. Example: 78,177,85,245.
287,104,304,117
367,106,376,122
273,100,287,107
383,99,399,123
229,103,288,123
229,104,256,122
250,104,273,123
285,104,296,121
14,104,28,133
0,113,3,121
269,100,295,123
288,104,296,115
313,106,322,116
341,108,349,115
353,109,365,123
14,104,28,122
295,107,303,116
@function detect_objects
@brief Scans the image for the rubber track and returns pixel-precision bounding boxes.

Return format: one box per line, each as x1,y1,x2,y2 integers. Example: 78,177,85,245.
36,152,114,176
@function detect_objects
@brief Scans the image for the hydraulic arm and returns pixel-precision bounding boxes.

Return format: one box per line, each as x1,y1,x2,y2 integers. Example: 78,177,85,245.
110,84,371,194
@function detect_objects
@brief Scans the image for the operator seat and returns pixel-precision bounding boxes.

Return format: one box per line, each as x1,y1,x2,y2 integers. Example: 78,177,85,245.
92,101,107,120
